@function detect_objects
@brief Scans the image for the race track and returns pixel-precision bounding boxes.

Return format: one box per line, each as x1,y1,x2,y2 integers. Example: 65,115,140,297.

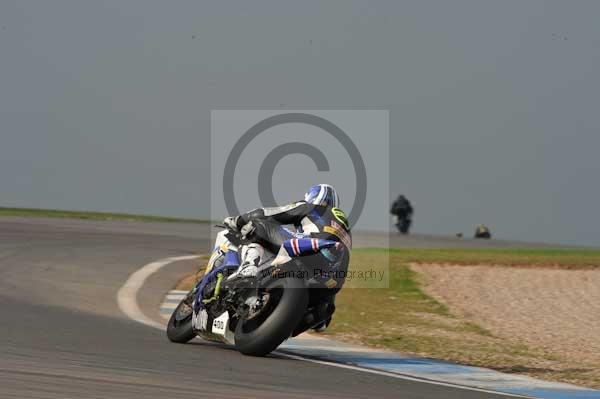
0,217,517,398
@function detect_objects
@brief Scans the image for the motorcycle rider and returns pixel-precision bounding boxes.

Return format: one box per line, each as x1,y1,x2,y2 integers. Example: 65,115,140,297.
390,194,413,234
224,183,351,277
222,184,352,331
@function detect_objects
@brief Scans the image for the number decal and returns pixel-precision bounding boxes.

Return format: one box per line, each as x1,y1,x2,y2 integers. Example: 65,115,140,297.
213,319,225,330
211,312,229,336
331,207,349,230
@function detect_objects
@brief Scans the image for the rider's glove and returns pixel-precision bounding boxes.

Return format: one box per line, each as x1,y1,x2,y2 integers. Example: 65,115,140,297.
240,221,256,240
223,216,239,231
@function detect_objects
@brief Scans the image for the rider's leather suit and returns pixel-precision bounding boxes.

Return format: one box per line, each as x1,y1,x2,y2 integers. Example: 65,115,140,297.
234,201,352,289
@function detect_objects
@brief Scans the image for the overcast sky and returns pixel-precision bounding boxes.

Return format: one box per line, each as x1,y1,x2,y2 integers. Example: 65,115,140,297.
1,1,599,246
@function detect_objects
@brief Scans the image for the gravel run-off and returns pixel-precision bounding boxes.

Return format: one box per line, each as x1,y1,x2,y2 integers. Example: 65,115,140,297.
411,263,600,388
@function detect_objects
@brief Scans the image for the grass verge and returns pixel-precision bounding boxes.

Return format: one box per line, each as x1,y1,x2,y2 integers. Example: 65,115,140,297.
362,247,600,269
0,207,210,224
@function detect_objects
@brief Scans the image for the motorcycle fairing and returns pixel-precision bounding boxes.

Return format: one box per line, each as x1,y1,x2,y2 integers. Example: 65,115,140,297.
193,310,235,345
193,250,240,313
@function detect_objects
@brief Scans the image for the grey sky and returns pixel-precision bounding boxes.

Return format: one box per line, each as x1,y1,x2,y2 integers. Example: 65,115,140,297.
1,1,599,245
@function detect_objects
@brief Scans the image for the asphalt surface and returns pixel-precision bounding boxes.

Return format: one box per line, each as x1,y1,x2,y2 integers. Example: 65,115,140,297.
0,217,524,398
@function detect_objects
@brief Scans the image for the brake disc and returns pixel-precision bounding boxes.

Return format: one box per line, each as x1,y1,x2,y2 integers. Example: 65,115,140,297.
241,291,270,320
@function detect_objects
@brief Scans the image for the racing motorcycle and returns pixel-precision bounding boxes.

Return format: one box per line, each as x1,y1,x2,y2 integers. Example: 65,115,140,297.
166,225,341,356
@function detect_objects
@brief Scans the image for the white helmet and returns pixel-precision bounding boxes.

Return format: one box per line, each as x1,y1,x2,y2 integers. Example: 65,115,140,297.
304,184,339,208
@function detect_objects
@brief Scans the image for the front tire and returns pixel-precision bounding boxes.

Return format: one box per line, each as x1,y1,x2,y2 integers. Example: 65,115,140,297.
234,277,308,357
167,291,196,344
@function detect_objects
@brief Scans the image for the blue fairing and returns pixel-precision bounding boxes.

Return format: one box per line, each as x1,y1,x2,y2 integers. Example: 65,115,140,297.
223,251,240,267
193,251,240,312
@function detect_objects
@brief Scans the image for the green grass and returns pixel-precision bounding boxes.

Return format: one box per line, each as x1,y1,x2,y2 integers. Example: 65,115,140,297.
359,247,600,268
324,248,600,386
0,207,210,224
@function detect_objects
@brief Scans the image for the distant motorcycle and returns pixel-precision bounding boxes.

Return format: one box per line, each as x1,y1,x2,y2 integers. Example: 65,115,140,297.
394,215,412,234
390,195,413,234
166,225,340,356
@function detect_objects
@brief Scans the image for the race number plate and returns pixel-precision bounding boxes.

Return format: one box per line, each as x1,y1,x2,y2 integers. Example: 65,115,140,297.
211,312,229,336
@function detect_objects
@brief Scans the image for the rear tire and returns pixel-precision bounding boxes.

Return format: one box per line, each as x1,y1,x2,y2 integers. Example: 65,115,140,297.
234,277,308,357
167,291,196,344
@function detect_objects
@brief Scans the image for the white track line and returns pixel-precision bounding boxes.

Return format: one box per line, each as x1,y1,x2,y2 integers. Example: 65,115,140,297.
166,294,187,300
117,255,199,330
118,255,529,398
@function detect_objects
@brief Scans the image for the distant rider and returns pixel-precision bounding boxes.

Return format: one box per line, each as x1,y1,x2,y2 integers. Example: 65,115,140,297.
390,194,413,234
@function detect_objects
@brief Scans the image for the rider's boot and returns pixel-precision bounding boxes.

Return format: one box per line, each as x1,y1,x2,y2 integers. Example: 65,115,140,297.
313,317,332,333
238,243,264,277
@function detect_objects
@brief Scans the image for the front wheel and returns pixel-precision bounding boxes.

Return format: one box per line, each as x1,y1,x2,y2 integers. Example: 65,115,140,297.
234,277,308,357
167,290,196,344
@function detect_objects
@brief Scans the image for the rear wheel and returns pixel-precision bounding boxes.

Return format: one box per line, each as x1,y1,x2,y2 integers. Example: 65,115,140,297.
234,277,308,357
166,291,196,344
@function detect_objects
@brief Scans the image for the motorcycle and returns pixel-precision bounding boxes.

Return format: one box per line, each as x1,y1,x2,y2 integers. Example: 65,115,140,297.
394,214,412,234
166,225,341,356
